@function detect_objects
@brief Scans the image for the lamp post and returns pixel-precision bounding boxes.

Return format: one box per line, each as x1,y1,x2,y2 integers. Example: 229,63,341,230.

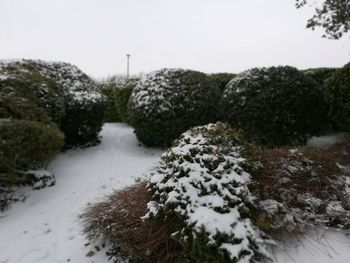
126,54,131,80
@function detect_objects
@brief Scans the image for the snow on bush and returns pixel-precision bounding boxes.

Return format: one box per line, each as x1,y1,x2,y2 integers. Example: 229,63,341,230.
324,62,350,131
0,59,107,147
250,142,350,232
221,66,326,146
128,68,221,146
145,122,271,262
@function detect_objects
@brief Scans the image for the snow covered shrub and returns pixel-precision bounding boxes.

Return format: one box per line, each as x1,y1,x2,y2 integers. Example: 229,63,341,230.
0,119,64,186
324,62,350,131
0,59,107,147
128,69,221,146
145,122,270,262
250,139,350,232
221,66,326,146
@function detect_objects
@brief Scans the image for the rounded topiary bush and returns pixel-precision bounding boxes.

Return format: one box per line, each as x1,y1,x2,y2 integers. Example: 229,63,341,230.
324,62,350,131
0,119,64,186
221,66,325,146
0,59,107,147
128,68,221,147
145,122,270,263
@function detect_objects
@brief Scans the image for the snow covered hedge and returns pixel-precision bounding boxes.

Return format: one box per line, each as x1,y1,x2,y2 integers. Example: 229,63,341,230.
145,122,270,262
0,59,107,147
221,66,325,146
128,69,221,146
324,62,350,131
0,119,64,187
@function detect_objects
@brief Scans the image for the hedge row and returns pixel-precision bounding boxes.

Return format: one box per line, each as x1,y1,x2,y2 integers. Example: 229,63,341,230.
127,63,349,147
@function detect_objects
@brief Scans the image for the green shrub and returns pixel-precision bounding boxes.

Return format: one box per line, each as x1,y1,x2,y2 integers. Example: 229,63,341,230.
115,81,136,123
145,122,270,263
100,83,121,122
128,69,221,147
0,74,65,124
303,67,339,86
221,66,326,146
208,72,236,91
0,59,107,147
324,63,350,131
0,119,64,186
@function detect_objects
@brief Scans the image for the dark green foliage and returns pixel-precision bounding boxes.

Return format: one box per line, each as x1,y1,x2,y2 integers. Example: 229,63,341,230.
208,73,236,91
304,67,339,86
221,66,326,146
128,69,221,147
324,62,350,131
60,99,107,147
0,119,64,186
115,81,135,123
0,74,65,124
101,80,135,123
101,84,122,122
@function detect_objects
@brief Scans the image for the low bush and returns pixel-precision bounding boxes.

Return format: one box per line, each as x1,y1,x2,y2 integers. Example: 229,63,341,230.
324,62,350,131
0,119,64,186
249,136,350,232
81,182,182,263
221,66,326,146
82,122,270,263
128,69,221,147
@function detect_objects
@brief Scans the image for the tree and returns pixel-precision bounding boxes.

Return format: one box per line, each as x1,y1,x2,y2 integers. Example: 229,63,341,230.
296,0,350,39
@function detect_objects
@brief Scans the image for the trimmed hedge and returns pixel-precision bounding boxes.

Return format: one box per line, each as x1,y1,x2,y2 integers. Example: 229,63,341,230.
101,79,136,123
324,62,350,131
0,119,64,186
0,59,107,147
115,81,135,123
221,66,326,146
128,69,221,147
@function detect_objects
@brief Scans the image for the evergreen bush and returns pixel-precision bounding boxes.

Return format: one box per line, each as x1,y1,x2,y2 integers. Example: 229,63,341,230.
0,119,64,186
324,62,350,131
0,59,107,147
221,66,325,146
128,69,221,147
145,122,270,263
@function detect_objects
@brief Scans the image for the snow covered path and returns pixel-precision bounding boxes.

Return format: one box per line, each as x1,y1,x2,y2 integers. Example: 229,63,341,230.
0,123,162,263
0,123,349,263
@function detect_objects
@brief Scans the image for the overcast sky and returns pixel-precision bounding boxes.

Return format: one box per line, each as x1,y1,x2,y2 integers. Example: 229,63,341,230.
1,0,349,78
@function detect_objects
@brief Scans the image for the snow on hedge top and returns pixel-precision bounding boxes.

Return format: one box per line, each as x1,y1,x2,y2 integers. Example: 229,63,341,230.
129,68,214,115
146,122,270,262
0,59,103,103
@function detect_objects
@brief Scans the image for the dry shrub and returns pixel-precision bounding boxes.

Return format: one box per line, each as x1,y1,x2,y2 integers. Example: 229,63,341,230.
250,136,350,232
81,182,182,263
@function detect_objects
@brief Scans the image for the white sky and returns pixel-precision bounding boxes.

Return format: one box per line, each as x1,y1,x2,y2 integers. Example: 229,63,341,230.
1,0,349,78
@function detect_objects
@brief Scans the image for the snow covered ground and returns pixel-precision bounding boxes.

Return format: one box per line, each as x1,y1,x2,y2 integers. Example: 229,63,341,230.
0,123,162,263
0,123,349,263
